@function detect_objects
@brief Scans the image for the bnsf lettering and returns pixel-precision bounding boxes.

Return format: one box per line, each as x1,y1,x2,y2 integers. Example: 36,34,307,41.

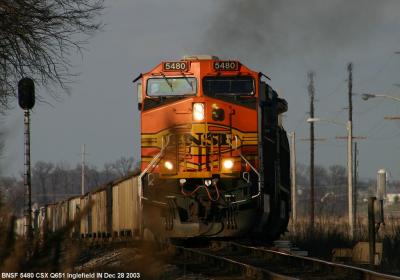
2,273,18,278
185,133,229,146
186,133,202,145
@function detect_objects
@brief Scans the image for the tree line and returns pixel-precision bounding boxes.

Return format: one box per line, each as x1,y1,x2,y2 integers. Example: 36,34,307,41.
1,160,398,217
0,156,137,215
295,163,399,218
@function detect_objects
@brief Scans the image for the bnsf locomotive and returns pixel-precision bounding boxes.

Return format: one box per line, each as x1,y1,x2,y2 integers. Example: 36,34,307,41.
15,55,290,241
137,55,290,240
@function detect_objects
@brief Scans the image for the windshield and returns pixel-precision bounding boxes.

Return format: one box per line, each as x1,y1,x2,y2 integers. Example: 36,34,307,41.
203,76,254,96
147,77,196,96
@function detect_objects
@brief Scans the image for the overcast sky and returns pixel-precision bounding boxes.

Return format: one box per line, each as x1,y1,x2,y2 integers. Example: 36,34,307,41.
2,0,400,181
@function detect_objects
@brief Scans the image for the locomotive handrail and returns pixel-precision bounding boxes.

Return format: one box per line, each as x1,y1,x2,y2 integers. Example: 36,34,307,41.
138,134,172,198
228,137,262,205
137,135,172,235
234,135,238,149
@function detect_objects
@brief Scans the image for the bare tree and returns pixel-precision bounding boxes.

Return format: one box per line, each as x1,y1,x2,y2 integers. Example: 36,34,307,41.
110,156,135,177
0,0,104,111
102,162,117,182
328,165,346,187
31,161,54,204
0,176,24,214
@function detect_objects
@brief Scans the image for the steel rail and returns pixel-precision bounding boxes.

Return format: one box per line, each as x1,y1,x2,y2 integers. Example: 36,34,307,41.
172,245,299,280
229,242,400,280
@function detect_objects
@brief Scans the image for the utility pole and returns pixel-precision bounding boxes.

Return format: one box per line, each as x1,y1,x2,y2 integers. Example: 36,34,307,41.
308,71,315,228
290,132,297,227
81,144,86,195
347,62,354,239
354,142,358,231
335,135,365,236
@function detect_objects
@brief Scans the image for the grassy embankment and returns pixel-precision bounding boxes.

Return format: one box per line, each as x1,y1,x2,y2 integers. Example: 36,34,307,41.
286,213,400,273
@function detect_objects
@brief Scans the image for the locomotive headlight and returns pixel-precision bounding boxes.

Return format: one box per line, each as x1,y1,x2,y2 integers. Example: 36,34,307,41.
222,159,234,169
193,103,205,121
164,161,174,170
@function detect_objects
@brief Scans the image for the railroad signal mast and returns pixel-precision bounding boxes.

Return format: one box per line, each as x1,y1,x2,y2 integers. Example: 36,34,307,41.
18,77,35,242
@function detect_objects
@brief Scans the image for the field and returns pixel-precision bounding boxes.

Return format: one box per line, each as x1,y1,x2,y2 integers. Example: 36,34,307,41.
286,213,400,274
2,203,400,278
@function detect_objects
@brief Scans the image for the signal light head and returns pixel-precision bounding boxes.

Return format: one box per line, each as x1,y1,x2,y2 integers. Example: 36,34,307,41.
18,78,35,110
193,103,205,121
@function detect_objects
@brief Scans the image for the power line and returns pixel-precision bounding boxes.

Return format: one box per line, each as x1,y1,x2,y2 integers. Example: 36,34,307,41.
355,52,397,88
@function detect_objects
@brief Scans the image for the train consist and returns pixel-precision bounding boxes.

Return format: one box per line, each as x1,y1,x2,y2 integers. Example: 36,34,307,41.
16,55,291,241
15,174,141,239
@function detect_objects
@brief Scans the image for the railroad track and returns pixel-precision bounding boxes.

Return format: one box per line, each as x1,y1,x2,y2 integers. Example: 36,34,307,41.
169,241,400,280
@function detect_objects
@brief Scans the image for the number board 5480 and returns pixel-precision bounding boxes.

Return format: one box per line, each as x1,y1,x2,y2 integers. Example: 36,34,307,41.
163,61,188,71
213,61,240,71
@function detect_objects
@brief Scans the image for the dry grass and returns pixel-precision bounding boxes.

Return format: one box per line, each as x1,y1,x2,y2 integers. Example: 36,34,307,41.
77,242,179,280
0,208,175,279
287,215,400,272
287,217,354,259
0,211,81,274
379,216,400,272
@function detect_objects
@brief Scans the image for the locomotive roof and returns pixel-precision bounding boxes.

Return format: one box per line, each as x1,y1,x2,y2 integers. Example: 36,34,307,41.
141,56,261,78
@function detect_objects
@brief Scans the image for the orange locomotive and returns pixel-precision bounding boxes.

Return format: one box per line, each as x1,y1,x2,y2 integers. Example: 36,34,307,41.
135,55,290,240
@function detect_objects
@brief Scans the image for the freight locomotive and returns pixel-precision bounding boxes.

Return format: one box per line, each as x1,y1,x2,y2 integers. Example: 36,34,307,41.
16,55,291,241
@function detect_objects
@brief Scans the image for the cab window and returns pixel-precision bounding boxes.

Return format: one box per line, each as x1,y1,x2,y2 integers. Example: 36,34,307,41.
203,76,256,108
203,76,254,96
143,77,197,110
147,77,196,96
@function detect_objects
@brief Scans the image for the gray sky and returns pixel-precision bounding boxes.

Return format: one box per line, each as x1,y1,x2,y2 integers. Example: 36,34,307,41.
2,0,400,180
